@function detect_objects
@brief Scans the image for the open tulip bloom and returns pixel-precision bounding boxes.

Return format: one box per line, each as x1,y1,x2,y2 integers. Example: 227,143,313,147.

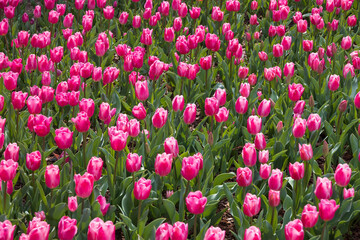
0,0,359,239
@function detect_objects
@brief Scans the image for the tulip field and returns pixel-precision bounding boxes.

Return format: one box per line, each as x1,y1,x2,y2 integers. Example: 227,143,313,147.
0,0,360,239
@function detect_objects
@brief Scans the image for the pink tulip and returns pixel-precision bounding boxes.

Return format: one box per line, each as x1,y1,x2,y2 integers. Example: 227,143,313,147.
314,177,333,200
235,96,248,114
341,36,352,50
132,103,147,120
258,99,271,117
11,91,28,110
181,156,200,180
289,162,304,180
27,96,42,114
96,195,110,216
247,115,262,135
172,222,188,240
334,163,351,187
186,191,207,215
306,114,321,132
87,157,103,181
22,217,50,240
343,188,354,199
74,172,94,198
33,114,52,137
297,19,307,33
108,128,128,152
284,62,295,77
268,169,283,191
213,88,226,106
0,220,16,240
205,33,221,52
155,153,173,177
172,95,185,112
204,226,225,240
55,127,73,150
292,118,306,138
58,216,78,240
152,108,168,128
254,133,266,150
45,164,60,189
319,199,339,221
285,219,304,240
68,197,78,212
135,81,149,101
242,143,257,167
288,83,304,102
126,153,142,173
87,218,115,240
299,144,313,161
236,167,252,187
134,177,152,200
4,143,19,162
164,137,179,158
72,112,91,132
269,189,280,207
26,151,41,172
243,193,261,217
155,223,172,240
259,150,269,164
301,204,318,228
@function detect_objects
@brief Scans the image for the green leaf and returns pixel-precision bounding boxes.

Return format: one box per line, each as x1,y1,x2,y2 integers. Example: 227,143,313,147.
213,172,236,186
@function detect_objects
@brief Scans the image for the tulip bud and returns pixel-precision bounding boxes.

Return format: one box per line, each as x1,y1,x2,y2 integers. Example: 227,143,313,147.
134,177,152,200
204,226,225,240
319,199,339,221
243,193,261,217
269,189,280,207
68,196,78,212
45,164,60,189
285,219,304,240
186,191,207,215
338,100,347,112
268,169,283,191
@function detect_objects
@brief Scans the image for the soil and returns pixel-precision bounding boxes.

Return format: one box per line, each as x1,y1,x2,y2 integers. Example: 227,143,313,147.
217,199,236,240
343,219,360,240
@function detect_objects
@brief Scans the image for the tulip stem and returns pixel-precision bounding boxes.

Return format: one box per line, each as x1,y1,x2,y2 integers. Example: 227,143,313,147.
137,200,142,228
293,180,298,219
132,172,135,187
42,137,46,152
336,112,343,136
55,63,58,85
321,222,327,240
303,161,309,190
81,197,85,214
205,70,208,92
270,206,275,228
83,132,87,168
16,110,19,139
113,151,119,187
193,214,197,238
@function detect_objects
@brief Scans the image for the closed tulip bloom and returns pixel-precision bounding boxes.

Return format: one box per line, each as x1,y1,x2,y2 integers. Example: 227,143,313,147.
178,3,188,18
32,114,52,137
205,33,221,52
87,218,115,240
45,164,60,189
27,96,42,114
181,156,200,180
126,153,142,173
132,15,141,28
127,119,140,137
48,10,60,24
319,199,339,221
172,95,185,112
204,226,225,240
328,74,340,91
289,162,304,180
244,226,261,240
254,133,266,150
79,98,95,117
164,137,179,158
258,99,271,117
205,97,219,116
215,107,229,123
72,111,91,132
103,6,114,19
152,108,168,128
306,114,321,132
68,91,80,107
170,222,187,240
189,7,201,19
314,177,333,199
288,83,304,102
156,223,172,240
343,63,355,79
74,172,94,198
58,216,77,240
247,115,262,135
3,71,18,91
285,219,304,240
155,153,173,177
86,157,103,181
26,151,41,172
50,46,64,63
273,44,284,57
164,27,175,42
269,189,280,207
68,197,78,212
175,36,189,55
239,82,250,98
242,143,257,167
0,220,16,240
4,143,19,162
186,191,207,215
238,66,249,79
0,159,18,182
292,118,306,138
281,36,292,51
96,195,110,216
347,15,357,27
132,103,146,120
235,96,248,114
341,36,352,50
259,150,269,164
334,163,351,187
268,169,283,191
135,81,149,101
298,144,313,161
302,40,313,52
199,55,212,71
236,167,252,187
22,217,50,240
108,128,128,151
297,19,307,33
301,204,318,228
343,188,354,199
213,88,226,106
134,177,152,200
284,62,295,77
119,11,129,25
54,127,73,150
183,103,197,124
243,193,261,217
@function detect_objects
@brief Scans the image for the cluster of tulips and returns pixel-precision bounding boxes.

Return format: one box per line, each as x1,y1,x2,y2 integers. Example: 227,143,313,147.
0,0,359,239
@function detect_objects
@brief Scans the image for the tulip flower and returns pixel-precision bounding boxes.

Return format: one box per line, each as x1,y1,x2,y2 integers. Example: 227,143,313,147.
268,169,283,191
58,216,78,240
236,167,252,187
306,114,321,132
96,195,110,216
243,193,261,217
292,118,306,138
11,91,28,110
45,164,60,189
134,177,152,200
235,96,248,114
299,144,313,161
87,157,103,181
301,204,318,228
72,112,91,133
126,153,142,173
181,156,200,181
135,81,149,101
155,153,173,177
21,217,50,240
247,115,262,135
285,219,304,240
152,108,168,128
132,103,147,120
33,114,52,137
74,172,94,198
314,177,333,200
156,223,172,240
334,163,351,187
204,226,225,240
289,162,305,180
68,197,78,212
87,218,115,240
319,199,339,221
0,220,16,240
242,143,257,167
164,137,179,158
26,151,42,172
288,83,304,102
254,133,266,150
4,143,19,162
186,191,207,215
343,188,354,199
